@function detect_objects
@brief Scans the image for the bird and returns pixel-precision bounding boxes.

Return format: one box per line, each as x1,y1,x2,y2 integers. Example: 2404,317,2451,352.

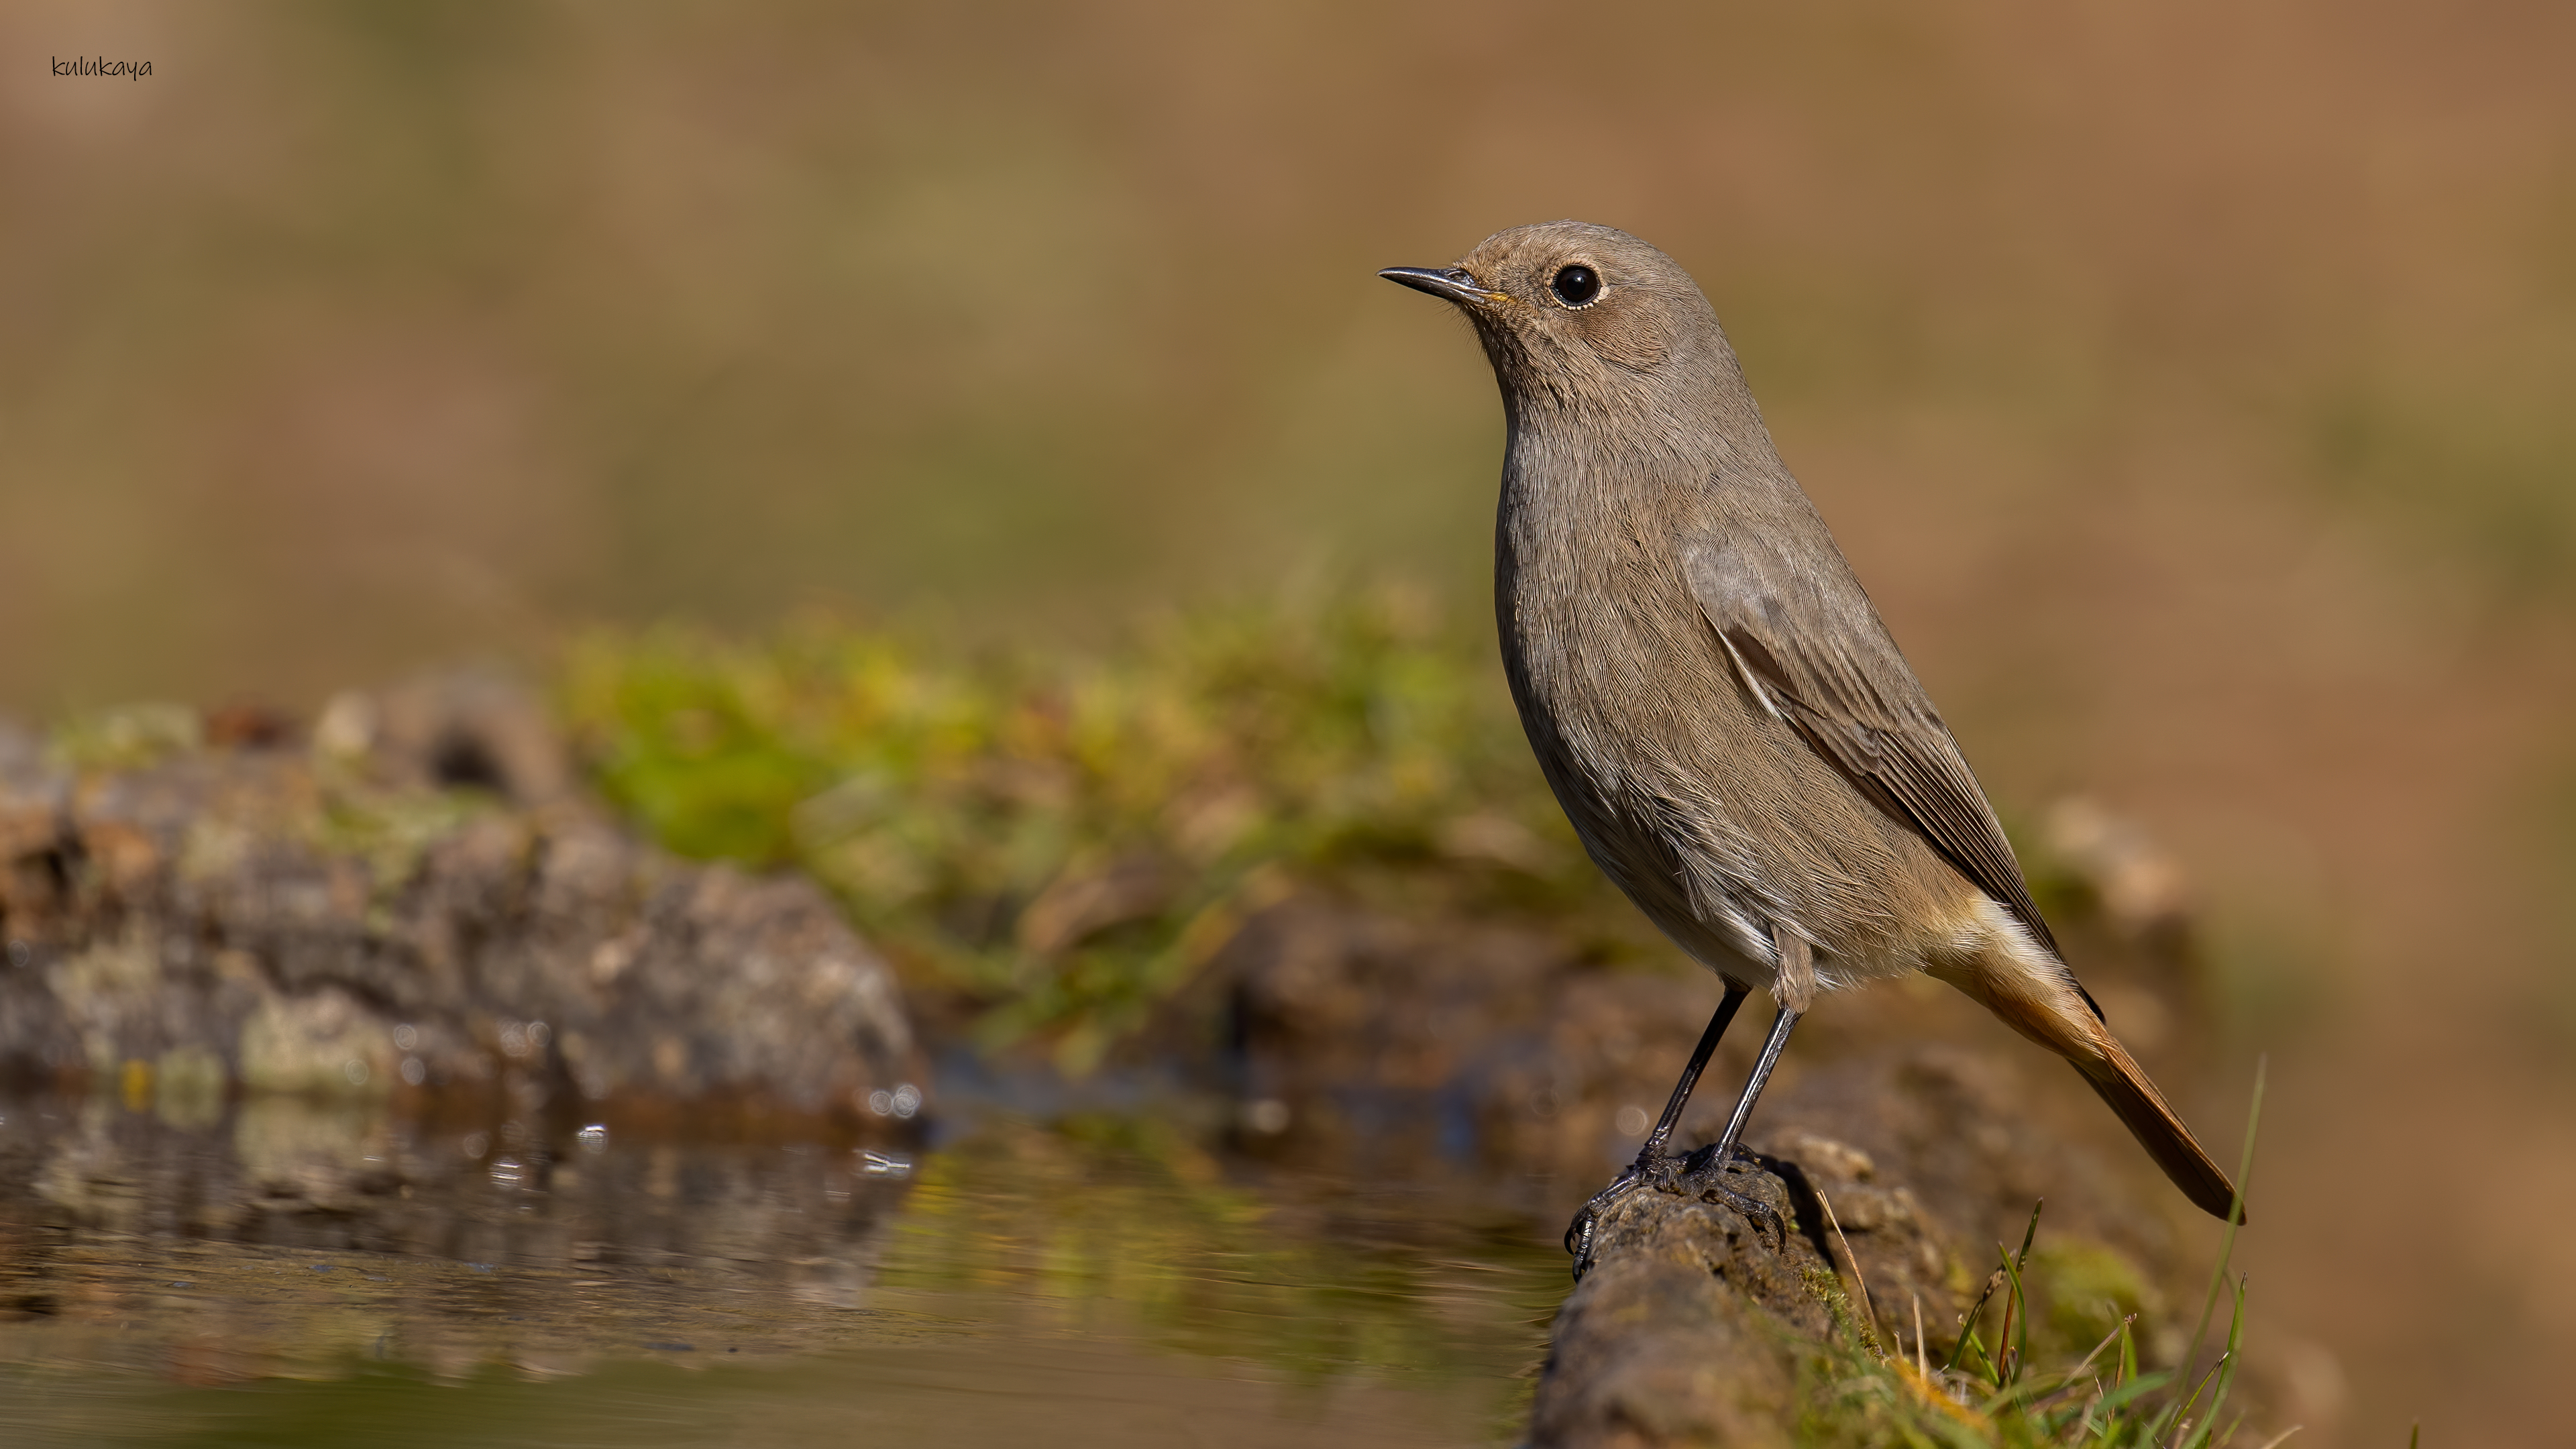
1381,221,2243,1269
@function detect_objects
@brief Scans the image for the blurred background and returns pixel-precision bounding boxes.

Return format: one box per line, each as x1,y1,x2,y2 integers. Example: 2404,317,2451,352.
3,1,2573,1444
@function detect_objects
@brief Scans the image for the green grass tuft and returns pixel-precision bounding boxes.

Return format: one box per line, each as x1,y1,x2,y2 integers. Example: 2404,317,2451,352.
1801,1061,2274,1447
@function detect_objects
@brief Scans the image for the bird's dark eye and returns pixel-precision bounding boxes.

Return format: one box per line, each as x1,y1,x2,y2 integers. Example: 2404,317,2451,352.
1550,264,1602,307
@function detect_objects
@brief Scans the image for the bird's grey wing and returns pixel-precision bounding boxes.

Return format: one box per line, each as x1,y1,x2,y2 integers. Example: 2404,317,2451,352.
1684,539,2065,963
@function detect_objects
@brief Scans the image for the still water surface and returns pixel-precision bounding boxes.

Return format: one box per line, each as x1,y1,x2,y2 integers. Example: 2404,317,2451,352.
0,1093,1564,1447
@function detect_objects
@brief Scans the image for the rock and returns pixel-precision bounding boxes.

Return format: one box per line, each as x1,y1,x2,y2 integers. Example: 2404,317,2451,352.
1527,1164,1839,1449
0,679,922,1134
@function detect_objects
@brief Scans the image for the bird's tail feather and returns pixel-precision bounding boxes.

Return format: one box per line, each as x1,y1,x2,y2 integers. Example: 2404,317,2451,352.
1931,953,2245,1223
2072,1037,2245,1223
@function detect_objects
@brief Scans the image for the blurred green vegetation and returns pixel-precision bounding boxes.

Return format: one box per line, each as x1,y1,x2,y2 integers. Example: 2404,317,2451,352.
2024,1240,2163,1365
42,702,205,773
558,584,1623,1071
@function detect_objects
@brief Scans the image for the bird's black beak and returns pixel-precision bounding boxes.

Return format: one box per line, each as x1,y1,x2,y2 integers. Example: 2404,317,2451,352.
1379,266,1501,307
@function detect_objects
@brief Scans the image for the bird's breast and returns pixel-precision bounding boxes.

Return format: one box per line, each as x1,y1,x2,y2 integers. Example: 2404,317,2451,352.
1493,468,1784,959
1491,453,1937,988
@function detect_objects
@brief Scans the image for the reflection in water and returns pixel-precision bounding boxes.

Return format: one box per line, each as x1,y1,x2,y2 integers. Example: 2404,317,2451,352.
0,1092,1560,1446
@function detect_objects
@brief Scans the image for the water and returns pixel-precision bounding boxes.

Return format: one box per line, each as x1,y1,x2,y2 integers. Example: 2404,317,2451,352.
0,1093,1565,1447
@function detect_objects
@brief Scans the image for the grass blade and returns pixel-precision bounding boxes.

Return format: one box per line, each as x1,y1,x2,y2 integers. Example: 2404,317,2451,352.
2156,1056,2266,1444
1943,1267,2007,1376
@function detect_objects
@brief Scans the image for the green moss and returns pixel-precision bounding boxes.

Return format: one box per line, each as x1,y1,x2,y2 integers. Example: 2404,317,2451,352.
558,587,1620,1067
45,702,203,773
2027,1240,2162,1365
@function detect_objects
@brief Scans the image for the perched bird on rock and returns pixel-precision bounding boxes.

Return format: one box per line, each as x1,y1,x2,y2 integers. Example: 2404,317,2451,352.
1382,223,2242,1269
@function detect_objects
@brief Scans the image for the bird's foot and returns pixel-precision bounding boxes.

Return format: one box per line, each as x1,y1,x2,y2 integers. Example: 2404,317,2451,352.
1674,1142,1789,1253
1564,1148,1684,1278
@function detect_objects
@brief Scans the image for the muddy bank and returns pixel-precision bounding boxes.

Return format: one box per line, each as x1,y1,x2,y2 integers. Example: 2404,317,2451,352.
1214,852,2221,1279
1199,811,2253,1442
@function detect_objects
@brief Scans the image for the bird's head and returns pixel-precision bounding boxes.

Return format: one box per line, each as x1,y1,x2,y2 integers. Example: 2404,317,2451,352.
1381,221,1745,429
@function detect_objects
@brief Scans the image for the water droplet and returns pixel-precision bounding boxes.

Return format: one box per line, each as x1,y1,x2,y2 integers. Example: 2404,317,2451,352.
890,1083,922,1119
576,1124,609,1155
400,1056,426,1086
343,1059,370,1086
461,1132,490,1160
867,1090,892,1116
392,1024,418,1051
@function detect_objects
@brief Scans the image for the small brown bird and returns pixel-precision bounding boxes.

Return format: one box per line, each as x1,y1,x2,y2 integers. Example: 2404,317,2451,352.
1383,222,2242,1265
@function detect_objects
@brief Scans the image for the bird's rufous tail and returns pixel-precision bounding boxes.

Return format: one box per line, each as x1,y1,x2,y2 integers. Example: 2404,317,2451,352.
1930,956,2245,1223
2074,1034,2244,1222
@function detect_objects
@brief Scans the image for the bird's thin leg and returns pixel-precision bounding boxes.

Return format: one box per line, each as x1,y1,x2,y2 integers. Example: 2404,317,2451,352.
1707,1002,1801,1170
1640,981,1752,1159
1672,1003,1804,1252
1563,982,1751,1264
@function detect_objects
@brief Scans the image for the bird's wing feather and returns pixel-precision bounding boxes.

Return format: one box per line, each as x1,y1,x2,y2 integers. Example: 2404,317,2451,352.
1685,539,2065,965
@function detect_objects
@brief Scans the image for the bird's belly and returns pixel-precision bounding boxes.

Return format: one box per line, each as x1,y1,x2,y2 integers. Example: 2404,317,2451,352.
1503,590,1949,995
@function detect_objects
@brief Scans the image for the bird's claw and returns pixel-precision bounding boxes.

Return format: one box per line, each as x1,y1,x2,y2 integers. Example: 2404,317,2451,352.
1678,1144,1788,1252
1564,1150,1682,1278
1565,1145,1792,1278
